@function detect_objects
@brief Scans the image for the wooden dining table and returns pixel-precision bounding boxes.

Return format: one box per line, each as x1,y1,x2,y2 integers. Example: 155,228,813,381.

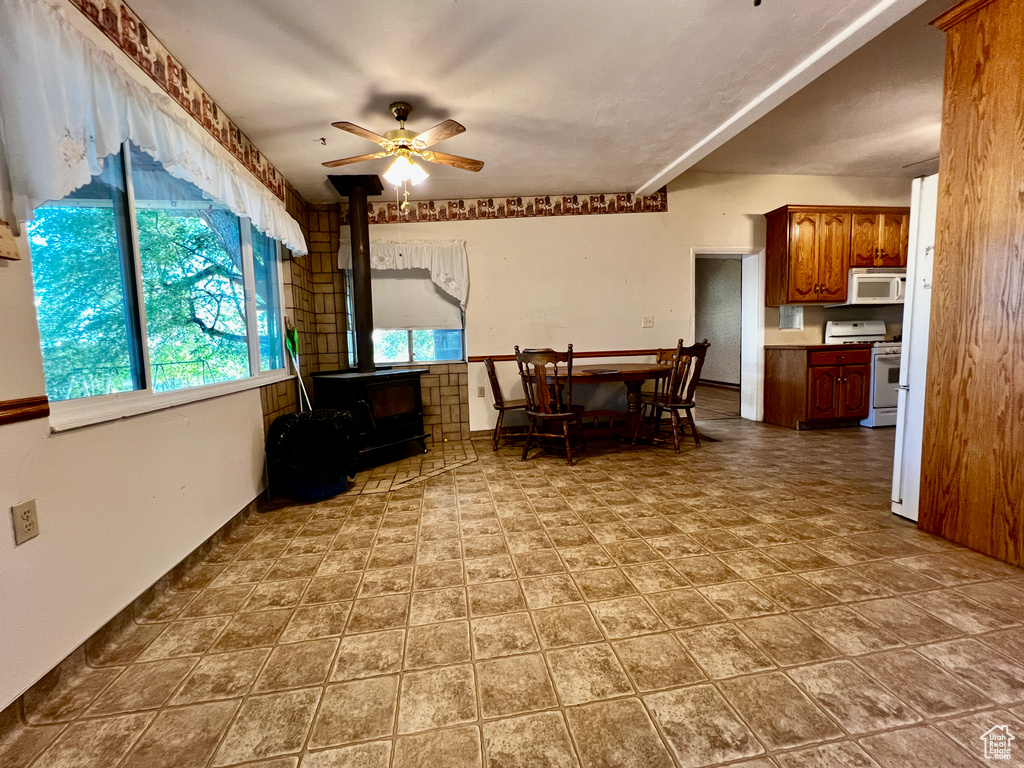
551,362,670,436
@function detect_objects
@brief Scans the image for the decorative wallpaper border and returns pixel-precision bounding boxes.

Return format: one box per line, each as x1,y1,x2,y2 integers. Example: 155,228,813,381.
339,188,668,225
67,0,286,201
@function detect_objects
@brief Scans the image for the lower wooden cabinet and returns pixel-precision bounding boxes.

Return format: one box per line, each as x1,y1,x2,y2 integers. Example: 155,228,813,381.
765,346,872,429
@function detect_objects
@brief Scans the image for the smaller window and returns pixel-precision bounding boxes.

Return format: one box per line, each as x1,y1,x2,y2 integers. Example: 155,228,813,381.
373,329,464,365
251,226,284,371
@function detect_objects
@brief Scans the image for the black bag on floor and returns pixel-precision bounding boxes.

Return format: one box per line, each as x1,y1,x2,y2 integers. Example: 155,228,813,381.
266,409,358,501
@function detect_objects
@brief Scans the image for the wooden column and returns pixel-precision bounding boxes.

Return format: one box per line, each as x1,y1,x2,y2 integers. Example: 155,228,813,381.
328,175,383,373
919,0,1024,564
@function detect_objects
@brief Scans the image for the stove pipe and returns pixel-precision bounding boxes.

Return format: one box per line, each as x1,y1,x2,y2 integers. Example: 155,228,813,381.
328,175,383,373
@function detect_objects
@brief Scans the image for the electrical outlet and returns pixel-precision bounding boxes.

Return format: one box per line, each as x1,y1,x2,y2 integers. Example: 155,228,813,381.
642,315,655,328
11,500,39,545
477,386,486,398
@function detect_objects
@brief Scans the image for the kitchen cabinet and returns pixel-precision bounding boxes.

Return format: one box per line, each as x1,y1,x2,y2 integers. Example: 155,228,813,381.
764,345,871,429
764,205,911,306
765,207,850,305
851,211,910,267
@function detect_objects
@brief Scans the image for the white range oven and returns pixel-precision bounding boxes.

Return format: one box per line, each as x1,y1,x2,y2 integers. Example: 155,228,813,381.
824,321,901,427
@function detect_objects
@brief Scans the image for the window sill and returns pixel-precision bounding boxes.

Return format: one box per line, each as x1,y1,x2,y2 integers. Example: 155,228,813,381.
48,371,295,433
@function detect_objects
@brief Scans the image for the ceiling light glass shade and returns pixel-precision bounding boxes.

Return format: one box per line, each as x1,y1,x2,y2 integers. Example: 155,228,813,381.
383,155,428,187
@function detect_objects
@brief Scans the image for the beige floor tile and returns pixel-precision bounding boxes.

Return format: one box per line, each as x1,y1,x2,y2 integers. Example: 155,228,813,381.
750,574,837,610
330,629,406,681
545,643,633,705
856,648,990,717
907,589,1018,634
849,597,959,645
859,725,981,768
605,540,660,565
850,561,943,593
775,740,883,767
590,597,667,638
87,658,197,715
22,661,124,724
717,549,790,579
677,623,776,679
477,653,558,718
520,574,583,609
394,725,482,768
304,574,361,604
397,664,477,733
788,660,920,734
242,580,308,612
468,581,527,616
737,614,838,667
302,741,392,768
404,620,471,669
935,709,1024,766
719,672,843,750
532,604,605,648
32,712,154,768
170,647,269,705
252,638,338,692
0,709,64,767
572,569,638,601
121,699,238,768
804,537,882,566
513,551,566,577
308,676,399,749
620,562,689,593
699,582,782,619
409,586,468,625
358,567,412,598
465,556,516,584
796,606,901,656
612,633,706,691
367,544,416,569
564,698,674,768
979,628,1024,661
471,613,540,659
414,561,465,590
213,609,291,652
895,554,991,586
317,549,369,574
918,637,1024,705
644,684,764,767
347,594,410,633
646,588,726,629
213,687,320,765
279,603,351,643
179,585,255,618
560,546,615,571
482,711,580,768
138,617,229,661
669,555,742,586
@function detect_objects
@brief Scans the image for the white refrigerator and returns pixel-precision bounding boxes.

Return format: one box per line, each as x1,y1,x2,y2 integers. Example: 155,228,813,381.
891,173,938,522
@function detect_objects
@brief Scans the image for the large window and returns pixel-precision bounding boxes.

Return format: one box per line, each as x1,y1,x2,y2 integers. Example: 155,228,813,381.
28,142,286,404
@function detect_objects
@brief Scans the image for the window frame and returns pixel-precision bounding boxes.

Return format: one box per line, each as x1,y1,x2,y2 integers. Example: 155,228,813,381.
38,141,291,432
372,328,467,366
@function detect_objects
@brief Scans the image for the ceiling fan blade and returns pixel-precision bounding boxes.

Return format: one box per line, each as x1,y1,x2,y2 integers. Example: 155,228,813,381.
331,121,386,144
420,150,484,172
321,152,385,168
415,119,466,148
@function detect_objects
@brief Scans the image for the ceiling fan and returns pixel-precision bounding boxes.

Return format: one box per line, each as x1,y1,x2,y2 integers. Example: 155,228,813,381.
323,101,484,186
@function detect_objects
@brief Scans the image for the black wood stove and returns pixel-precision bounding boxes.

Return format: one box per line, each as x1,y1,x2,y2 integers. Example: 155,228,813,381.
312,368,428,457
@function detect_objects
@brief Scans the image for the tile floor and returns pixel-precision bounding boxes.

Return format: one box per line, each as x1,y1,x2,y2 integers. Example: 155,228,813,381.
5,419,1024,768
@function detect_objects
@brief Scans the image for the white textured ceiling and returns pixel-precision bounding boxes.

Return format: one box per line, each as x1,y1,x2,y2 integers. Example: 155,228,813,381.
126,0,930,202
692,0,954,178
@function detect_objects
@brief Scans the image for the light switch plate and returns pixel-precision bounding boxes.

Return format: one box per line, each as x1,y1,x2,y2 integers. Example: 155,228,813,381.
477,386,486,398
11,500,39,545
641,315,655,328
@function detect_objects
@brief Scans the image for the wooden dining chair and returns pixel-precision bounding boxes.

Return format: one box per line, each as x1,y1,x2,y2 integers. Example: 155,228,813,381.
484,357,527,451
634,339,710,451
515,344,586,465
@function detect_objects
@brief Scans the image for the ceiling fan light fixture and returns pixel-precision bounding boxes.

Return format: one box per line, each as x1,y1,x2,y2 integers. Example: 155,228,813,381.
383,154,428,187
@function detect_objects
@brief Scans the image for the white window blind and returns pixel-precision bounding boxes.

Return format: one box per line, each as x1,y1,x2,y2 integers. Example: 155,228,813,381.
371,269,463,330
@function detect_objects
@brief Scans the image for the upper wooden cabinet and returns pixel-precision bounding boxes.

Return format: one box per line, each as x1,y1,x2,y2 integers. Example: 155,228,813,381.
764,205,910,306
851,211,910,267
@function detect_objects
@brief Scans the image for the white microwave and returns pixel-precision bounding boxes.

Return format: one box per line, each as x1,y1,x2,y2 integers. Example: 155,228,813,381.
832,268,907,305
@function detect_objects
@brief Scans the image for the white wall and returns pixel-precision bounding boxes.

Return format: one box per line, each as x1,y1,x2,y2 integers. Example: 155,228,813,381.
0,233,267,710
368,171,910,432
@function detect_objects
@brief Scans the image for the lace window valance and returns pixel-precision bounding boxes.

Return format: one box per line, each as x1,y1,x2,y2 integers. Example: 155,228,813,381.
339,237,469,307
0,0,307,254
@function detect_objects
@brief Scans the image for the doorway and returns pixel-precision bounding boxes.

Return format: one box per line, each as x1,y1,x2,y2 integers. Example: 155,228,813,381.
692,250,765,421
